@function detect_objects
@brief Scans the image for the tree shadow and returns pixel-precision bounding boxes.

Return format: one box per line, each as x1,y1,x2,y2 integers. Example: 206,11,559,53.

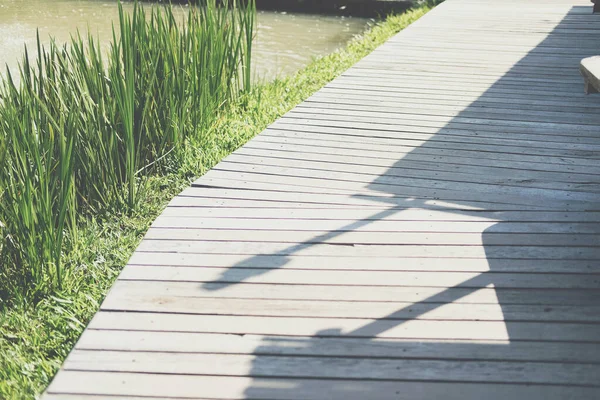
195,3,600,398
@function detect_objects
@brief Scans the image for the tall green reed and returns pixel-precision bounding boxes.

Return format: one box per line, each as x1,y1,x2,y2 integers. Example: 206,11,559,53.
0,0,255,304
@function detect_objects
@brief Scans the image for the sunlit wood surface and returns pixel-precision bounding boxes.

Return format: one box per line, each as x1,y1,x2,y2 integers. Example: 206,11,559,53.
44,0,600,398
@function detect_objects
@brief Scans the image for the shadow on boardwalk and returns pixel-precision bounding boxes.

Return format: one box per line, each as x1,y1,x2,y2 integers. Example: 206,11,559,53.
201,4,600,398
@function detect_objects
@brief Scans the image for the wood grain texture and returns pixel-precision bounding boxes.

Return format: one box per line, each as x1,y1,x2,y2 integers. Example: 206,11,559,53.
43,0,600,398
75,329,600,363
45,371,600,400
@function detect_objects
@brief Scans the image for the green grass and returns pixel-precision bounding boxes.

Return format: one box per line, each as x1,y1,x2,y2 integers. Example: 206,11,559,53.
0,2,436,398
0,0,255,304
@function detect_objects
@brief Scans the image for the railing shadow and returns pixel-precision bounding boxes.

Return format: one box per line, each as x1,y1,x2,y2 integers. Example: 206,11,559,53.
197,2,600,398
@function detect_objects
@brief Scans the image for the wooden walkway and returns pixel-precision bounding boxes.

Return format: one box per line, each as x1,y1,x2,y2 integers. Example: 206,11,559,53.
44,0,600,398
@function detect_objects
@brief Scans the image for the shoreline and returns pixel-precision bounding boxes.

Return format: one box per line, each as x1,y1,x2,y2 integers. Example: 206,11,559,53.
253,0,414,17
159,0,415,17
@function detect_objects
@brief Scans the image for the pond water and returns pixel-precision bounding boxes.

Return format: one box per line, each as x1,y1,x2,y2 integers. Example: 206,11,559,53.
0,0,370,80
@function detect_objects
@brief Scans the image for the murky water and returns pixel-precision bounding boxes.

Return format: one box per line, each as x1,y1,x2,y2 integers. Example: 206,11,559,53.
0,0,370,80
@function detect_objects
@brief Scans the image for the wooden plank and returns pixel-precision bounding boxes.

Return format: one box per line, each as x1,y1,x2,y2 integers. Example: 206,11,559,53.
177,187,408,208
158,207,600,223
45,371,600,400
386,27,600,37
333,73,584,92
101,290,600,323
353,60,595,75
197,172,592,203
167,196,390,209
216,155,600,192
221,150,600,184
346,62,590,77
340,71,584,89
354,61,584,76
354,56,584,73
193,173,598,206
143,228,600,247
295,100,600,125
209,163,600,198
254,131,600,168
369,48,596,60
178,184,594,211
255,136,599,170
352,63,583,80
283,109,600,137
119,264,600,289
264,123,600,156
325,80,592,101
168,195,550,212
62,350,600,386
178,186,572,213
343,71,585,87
374,43,597,57
336,70,589,88
252,129,600,160
273,114,600,144
286,103,597,134
309,90,600,115
151,214,600,234
325,83,595,108
89,312,600,342
391,35,600,49
354,59,592,74
370,37,592,50
75,329,600,363
242,138,600,175
103,280,600,305
306,99,600,121
194,177,524,211
295,99,600,126
198,172,364,196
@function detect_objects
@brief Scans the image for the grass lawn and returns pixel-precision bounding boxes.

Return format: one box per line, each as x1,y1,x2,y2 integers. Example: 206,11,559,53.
0,3,434,398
